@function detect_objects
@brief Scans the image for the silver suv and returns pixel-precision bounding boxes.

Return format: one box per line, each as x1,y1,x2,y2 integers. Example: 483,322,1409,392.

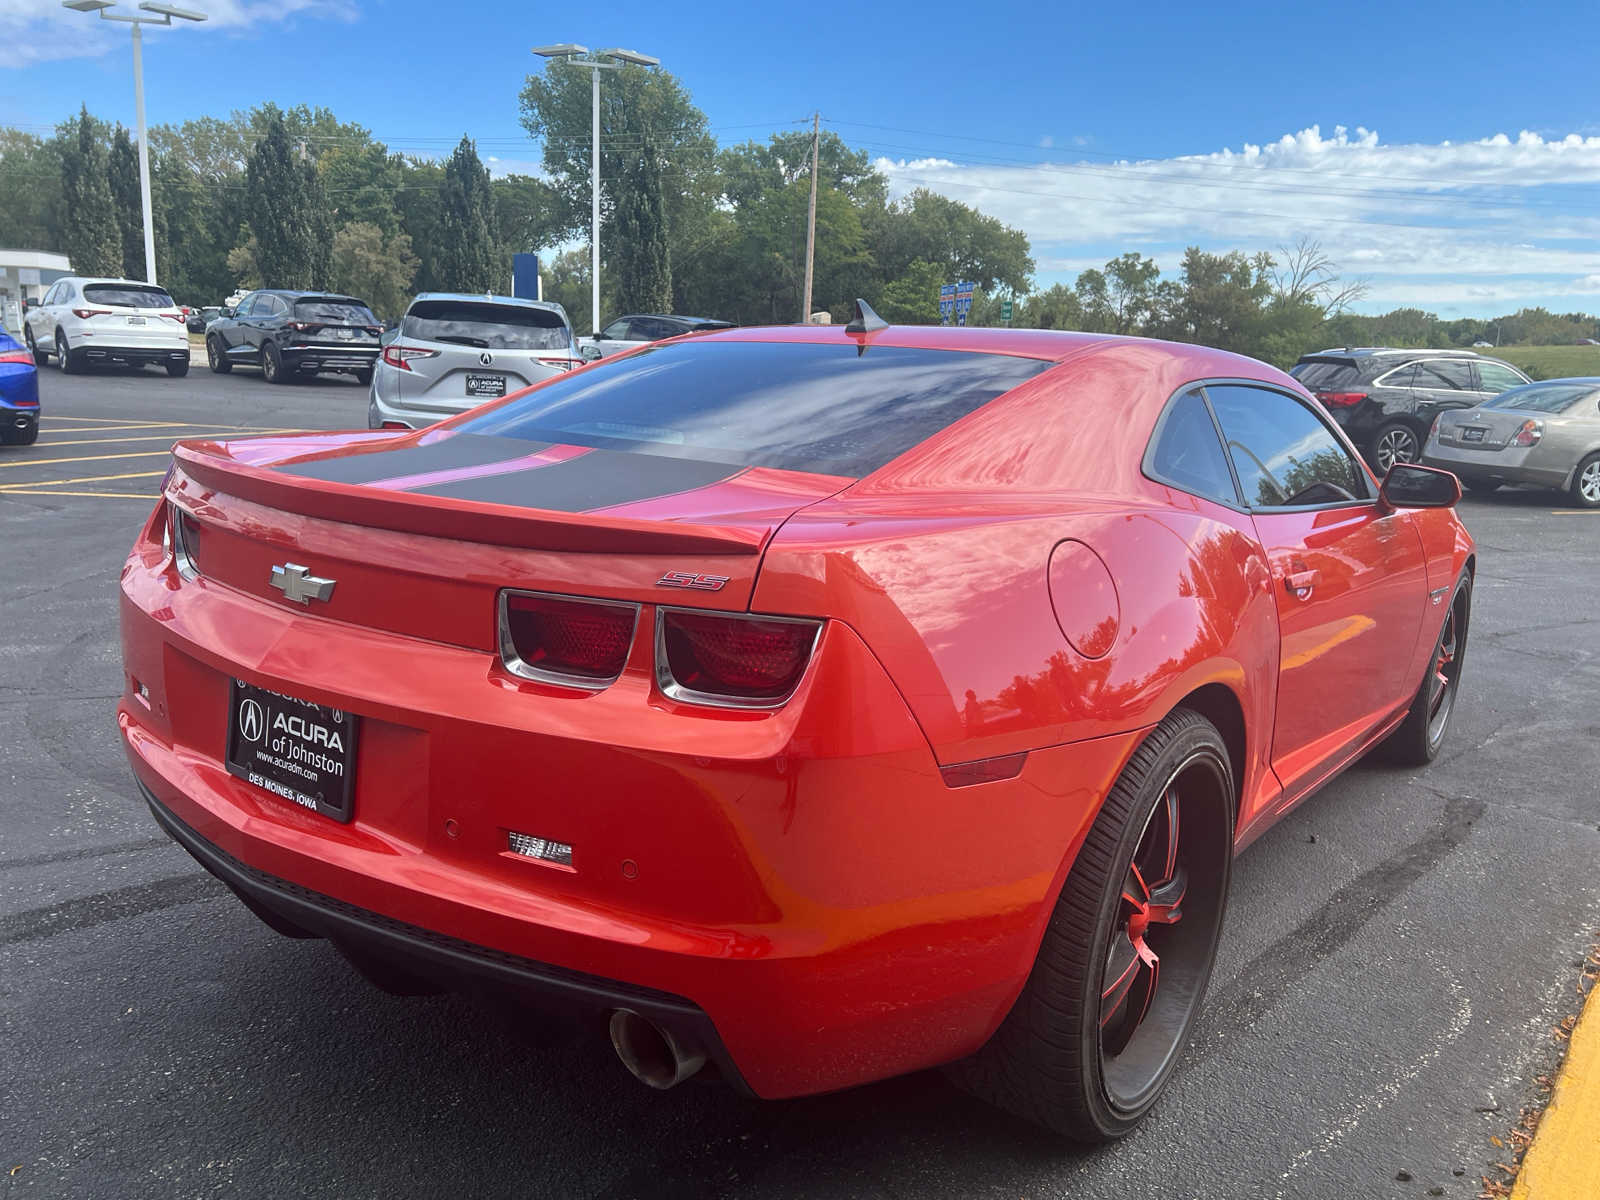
368,294,581,430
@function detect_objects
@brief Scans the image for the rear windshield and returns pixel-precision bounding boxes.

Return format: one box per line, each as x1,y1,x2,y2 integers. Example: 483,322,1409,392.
1292,358,1361,390
1483,383,1598,413
456,340,1050,477
294,298,377,324
403,300,570,351
83,284,174,309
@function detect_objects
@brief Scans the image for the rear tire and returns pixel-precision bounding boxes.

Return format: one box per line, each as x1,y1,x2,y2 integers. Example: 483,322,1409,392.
24,326,46,366
947,708,1234,1140
355,367,374,386
166,360,190,378
1570,453,1600,509
261,341,286,384
207,336,231,374
1383,570,1472,766
1371,421,1421,473
1461,477,1499,494
55,330,75,374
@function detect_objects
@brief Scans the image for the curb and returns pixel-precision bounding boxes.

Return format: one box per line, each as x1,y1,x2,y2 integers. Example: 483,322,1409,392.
1510,968,1600,1198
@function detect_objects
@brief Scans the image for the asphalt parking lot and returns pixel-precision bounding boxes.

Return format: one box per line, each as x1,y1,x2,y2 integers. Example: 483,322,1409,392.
3,366,1598,1199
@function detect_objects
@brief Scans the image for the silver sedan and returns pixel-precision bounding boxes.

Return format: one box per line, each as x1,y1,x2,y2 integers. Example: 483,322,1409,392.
1422,377,1600,507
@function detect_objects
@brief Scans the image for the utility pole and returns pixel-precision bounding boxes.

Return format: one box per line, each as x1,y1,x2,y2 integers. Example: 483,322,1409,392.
801,112,819,323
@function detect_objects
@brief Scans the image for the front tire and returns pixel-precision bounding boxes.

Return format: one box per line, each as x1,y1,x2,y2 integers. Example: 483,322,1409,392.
24,326,47,366
207,336,231,374
55,330,75,374
949,708,1234,1140
1371,421,1421,473
1383,570,1472,766
1570,453,1600,509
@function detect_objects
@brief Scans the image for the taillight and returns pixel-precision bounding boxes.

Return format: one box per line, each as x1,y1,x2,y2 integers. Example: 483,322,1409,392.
287,321,313,332
71,308,112,319
1511,419,1543,447
158,311,186,323
499,591,639,688
382,344,440,371
656,609,822,708
0,349,33,365
1315,391,1368,408
538,357,575,372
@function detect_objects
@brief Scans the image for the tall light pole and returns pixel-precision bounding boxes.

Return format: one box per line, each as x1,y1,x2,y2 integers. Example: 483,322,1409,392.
62,1,207,287
531,44,660,335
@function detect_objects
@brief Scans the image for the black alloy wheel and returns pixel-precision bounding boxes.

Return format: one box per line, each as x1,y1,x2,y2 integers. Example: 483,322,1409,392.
1384,570,1472,765
949,707,1234,1140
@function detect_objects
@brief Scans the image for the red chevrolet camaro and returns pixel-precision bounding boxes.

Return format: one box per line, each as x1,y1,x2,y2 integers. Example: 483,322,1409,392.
119,307,1473,1140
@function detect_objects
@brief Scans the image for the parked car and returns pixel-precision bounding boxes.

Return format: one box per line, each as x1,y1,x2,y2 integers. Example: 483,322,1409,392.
1289,347,1530,472
0,328,40,445
121,307,1473,1141
206,290,381,384
23,277,190,376
187,306,222,334
368,294,581,430
578,313,735,361
1423,377,1600,507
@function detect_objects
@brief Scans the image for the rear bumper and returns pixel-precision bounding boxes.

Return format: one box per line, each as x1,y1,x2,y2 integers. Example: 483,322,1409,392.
283,345,379,375
117,508,1138,1098
79,344,189,366
142,781,750,1091
1422,442,1572,489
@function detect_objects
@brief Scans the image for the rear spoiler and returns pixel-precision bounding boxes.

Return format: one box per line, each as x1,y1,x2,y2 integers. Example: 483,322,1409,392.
171,441,764,557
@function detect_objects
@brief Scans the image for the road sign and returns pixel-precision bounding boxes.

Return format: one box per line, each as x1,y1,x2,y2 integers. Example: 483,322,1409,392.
1000,298,1013,323
939,283,956,325
954,280,975,326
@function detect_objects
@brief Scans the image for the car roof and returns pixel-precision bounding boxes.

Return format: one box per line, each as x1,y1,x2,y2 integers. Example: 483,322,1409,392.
618,313,732,326
62,276,170,288
691,322,1196,363
1301,346,1481,360
252,289,365,301
409,292,568,315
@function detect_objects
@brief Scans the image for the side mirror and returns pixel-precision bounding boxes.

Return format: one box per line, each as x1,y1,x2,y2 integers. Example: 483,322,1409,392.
1380,463,1461,509
580,344,602,362
220,307,235,318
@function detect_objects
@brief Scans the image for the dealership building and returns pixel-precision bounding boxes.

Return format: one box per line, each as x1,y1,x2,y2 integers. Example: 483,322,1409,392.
0,249,72,336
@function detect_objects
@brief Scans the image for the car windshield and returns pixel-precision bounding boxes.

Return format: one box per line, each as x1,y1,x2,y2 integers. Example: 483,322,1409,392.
1292,359,1360,389
83,284,174,309
403,301,571,351
1482,383,1598,414
456,340,1050,477
294,299,377,324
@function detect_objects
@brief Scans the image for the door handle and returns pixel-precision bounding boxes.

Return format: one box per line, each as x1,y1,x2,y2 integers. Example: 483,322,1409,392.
1283,569,1320,597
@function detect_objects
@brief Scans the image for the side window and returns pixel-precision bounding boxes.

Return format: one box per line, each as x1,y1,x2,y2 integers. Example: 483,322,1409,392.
1415,359,1473,391
1206,384,1369,508
236,295,257,317
1476,362,1527,393
267,295,289,318
1378,363,1417,389
1146,389,1239,507
602,319,631,340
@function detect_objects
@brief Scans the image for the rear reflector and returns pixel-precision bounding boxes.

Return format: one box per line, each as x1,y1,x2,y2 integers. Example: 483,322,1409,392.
1314,391,1368,408
507,831,574,867
656,609,822,708
499,590,639,688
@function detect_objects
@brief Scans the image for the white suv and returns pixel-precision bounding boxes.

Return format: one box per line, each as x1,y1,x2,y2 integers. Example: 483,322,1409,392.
24,277,191,377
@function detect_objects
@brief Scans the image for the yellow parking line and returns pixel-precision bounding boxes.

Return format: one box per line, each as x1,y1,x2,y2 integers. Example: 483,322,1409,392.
1551,510,1600,516
45,428,297,448
1511,978,1600,1198
43,415,176,426
0,449,177,469
0,470,167,489
0,489,156,500
43,422,276,435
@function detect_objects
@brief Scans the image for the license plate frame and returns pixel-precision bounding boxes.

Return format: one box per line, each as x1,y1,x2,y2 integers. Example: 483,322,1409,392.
466,372,507,398
1462,426,1486,442
127,315,146,326
224,678,359,822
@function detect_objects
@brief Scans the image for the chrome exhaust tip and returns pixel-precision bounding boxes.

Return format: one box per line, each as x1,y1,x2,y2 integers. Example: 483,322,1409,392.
608,1009,706,1090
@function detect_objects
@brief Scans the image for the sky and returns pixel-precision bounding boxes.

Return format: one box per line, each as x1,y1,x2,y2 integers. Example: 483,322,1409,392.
5,0,1600,318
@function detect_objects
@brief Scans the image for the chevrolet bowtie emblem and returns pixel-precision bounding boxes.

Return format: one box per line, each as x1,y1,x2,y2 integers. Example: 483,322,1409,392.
269,562,336,605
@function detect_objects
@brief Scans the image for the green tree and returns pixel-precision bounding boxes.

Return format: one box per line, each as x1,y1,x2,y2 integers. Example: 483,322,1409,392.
874,259,946,324
867,188,1033,296
492,174,563,258
612,152,671,312
539,247,595,333
0,129,63,252
245,106,331,288
59,107,120,278
329,221,418,318
1019,283,1086,330
108,126,146,279
435,135,499,293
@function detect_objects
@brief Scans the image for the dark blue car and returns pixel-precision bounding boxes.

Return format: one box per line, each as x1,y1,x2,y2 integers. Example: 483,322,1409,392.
1,328,40,445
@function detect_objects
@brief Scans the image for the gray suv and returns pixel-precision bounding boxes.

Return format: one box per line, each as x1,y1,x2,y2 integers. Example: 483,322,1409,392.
368,294,582,430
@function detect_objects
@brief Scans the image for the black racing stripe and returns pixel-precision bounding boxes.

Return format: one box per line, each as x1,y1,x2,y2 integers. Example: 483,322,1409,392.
408,449,739,512
276,434,552,484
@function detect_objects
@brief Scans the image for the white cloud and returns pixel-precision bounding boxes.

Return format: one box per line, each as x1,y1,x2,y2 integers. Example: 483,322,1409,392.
876,124,1600,314
0,0,355,68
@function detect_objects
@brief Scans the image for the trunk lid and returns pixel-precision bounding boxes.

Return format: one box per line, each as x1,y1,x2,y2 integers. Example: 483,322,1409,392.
168,430,852,648
1433,405,1534,451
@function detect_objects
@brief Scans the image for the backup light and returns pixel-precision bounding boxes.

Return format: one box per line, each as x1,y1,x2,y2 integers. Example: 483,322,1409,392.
656,609,821,708
507,831,574,867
